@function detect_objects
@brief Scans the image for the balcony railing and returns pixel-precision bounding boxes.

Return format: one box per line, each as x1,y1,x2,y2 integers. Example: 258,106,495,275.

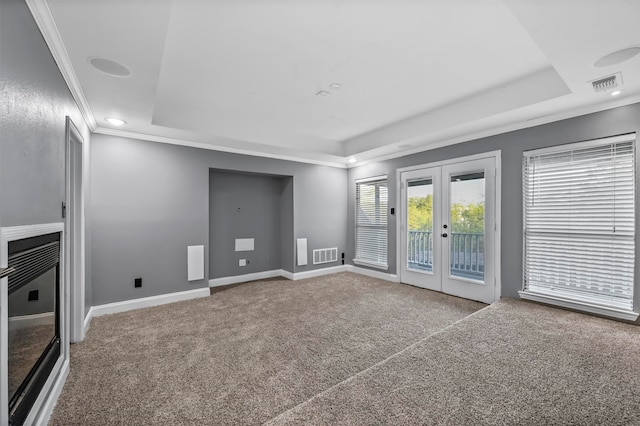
407,230,484,281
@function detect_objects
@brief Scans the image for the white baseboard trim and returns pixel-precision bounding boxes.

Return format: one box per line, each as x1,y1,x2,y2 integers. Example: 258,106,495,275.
291,265,350,281
91,287,210,318
208,265,400,286
280,269,294,280
8,312,55,330
348,265,399,283
83,306,94,335
33,359,69,426
208,266,351,285
209,270,283,288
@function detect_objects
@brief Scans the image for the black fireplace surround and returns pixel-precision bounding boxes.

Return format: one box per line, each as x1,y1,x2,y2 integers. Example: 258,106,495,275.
7,232,61,425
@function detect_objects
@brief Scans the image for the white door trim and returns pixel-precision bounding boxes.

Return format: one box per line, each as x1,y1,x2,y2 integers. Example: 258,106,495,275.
65,117,85,343
396,150,502,303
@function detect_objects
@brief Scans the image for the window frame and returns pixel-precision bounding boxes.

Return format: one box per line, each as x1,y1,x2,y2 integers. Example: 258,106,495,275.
354,175,389,270
519,133,638,321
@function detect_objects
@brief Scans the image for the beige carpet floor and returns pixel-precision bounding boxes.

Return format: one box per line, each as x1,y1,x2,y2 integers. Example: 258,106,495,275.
50,273,484,425
268,298,640,426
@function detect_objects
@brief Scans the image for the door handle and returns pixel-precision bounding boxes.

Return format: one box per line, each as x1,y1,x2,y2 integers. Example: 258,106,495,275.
442,233,448,238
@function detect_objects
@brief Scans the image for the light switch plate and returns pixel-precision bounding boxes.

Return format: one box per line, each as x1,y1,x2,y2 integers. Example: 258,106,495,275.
239,259,247,266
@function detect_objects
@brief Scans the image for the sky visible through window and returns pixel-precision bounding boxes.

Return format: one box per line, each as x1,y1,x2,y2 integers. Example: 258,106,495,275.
409,178,484,204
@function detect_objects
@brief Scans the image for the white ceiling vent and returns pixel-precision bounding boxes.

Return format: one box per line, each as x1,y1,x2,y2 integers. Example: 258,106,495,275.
590,72,622,93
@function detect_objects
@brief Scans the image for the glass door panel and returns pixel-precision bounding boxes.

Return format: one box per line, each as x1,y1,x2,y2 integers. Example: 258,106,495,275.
407,179,434,273
449,172,485,282
441,157,495,303
400,167,441,291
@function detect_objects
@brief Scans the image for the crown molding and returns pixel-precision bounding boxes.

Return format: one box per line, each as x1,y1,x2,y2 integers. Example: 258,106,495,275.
26,0,97,131
346,95,640,168
97,95,639,171
94,127,348,169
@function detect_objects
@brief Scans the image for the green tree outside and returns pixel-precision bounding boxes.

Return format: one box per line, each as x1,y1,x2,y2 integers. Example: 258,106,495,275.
408,195,484,234
408,195,434,231
449,201,484,233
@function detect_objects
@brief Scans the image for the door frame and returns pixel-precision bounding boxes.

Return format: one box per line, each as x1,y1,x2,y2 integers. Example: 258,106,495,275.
65,116,85,343
396,150,502,303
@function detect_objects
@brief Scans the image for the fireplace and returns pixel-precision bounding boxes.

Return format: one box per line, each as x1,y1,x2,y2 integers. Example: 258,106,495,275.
1,224,67,426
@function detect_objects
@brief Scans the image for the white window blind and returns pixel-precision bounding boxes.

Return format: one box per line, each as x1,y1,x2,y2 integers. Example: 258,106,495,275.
523,134,636,311
355,176,388,268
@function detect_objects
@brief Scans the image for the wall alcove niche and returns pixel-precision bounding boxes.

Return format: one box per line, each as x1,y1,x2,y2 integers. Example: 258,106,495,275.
208,170,294,282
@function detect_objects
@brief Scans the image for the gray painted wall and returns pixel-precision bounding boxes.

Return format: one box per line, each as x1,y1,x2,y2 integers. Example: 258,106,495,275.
91,137,210,304
0,0,92,313
347,103,640,300
91,134,347,305
209,170,292,278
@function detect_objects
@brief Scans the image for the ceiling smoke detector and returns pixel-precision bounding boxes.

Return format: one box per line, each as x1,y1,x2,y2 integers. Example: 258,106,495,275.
590,72,622,93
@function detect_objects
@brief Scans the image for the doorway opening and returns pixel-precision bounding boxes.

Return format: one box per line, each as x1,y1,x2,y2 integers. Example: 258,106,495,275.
65,117,84,343
398,152,501,304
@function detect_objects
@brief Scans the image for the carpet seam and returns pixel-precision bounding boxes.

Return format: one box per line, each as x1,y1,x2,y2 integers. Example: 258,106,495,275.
263,301,497,425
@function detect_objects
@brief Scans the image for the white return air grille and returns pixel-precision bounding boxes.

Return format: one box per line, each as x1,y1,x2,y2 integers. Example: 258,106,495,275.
313,247,338,265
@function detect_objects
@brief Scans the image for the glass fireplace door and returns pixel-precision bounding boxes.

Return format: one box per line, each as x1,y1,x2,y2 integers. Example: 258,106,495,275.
7,233,61,425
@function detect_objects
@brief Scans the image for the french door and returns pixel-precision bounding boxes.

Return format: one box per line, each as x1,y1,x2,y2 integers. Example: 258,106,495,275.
400,157,496,303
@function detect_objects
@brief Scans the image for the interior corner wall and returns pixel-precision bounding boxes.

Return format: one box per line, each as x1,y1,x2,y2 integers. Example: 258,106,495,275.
0,0,92,307
209,170,290,278
90,134,347,305
280,177,294,273
346,103,640,299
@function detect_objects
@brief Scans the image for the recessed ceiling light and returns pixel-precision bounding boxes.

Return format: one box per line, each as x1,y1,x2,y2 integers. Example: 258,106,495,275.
329,83,341,90
594,46,640,68
89,57,132,77
105,117,126,126
316,90,331,97
348,157,357,164
610,90,623,97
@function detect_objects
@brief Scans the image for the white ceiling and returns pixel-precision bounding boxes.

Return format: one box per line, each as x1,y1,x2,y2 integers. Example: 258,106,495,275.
40,0,640,167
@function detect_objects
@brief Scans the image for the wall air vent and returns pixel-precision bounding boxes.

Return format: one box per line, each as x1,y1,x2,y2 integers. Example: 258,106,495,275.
313,247,338,265
590,72,622,93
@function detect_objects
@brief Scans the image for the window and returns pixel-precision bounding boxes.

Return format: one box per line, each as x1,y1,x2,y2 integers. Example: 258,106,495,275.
355,176,388,269
521,134,636,319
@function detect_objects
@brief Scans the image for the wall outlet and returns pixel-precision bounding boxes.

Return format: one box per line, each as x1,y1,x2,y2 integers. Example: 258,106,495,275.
239,259,247,266
28,290,39,301
134,278,142,288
